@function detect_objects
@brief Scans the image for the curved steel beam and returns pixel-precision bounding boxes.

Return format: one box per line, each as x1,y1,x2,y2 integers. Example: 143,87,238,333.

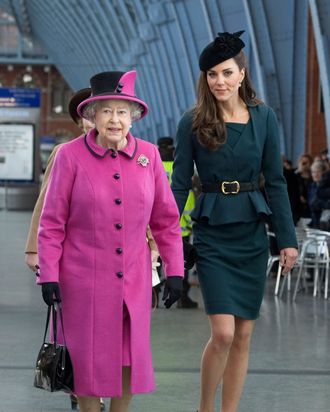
243,0,286,155
309,0,330,150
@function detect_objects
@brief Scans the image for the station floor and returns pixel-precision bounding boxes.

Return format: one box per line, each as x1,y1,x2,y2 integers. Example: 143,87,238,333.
1,210,330,412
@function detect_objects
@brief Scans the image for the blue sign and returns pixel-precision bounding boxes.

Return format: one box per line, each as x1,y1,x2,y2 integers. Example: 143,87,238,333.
0,88,41,108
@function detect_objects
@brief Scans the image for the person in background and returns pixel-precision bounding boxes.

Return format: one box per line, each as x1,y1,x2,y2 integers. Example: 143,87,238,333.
158,136,199,308
37,70,184,412
25,88,93,273
177,189,198,308
315,163,330,230
320,148,329,170
171,31,297,412
308,160,329,228
295,154,313,226
281,155,300,225
25,88,105,411
282,155,293,171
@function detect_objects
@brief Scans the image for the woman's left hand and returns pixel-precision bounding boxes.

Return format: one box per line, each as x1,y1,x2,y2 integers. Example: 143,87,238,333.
162,276,183,308
280,248,298,273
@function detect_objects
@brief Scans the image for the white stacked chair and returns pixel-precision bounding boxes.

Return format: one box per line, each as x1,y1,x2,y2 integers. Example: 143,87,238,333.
292,229,330,301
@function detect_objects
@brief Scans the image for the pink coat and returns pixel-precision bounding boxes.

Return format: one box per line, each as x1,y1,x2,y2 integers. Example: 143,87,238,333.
38,130,184,397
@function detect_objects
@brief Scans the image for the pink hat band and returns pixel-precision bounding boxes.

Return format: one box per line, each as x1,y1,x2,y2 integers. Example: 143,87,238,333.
77,70,148,120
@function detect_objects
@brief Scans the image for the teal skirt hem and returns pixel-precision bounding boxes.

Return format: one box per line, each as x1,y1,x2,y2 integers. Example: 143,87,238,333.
193,219,268,320
204,303,260,320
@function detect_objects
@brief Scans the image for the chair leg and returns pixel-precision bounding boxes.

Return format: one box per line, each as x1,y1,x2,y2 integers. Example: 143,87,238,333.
279,272,286,297
266,257,275,277
274,264,282,296
324,261,329,299
301,269,309,292
293,264,304,301
313,265,319,297
279,270,292,297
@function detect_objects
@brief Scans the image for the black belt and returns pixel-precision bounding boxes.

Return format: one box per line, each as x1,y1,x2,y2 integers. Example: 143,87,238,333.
201,181,259,195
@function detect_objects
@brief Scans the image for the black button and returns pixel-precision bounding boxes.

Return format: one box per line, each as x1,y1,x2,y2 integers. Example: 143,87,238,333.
111,151,117,158
116,271,123,278
115,223,122,230
116,247,123,254
113,173,120,180
115,198,122,205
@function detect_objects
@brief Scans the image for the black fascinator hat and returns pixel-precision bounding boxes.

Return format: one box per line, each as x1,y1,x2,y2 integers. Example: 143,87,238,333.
199,30,245,72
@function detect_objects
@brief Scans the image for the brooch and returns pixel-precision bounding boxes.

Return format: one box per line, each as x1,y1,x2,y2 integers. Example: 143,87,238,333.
137,154,149,167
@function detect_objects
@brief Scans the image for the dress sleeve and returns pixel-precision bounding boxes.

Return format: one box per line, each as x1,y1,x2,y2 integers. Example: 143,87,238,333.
25,146,60,253
37,146,75,283
149,146,184,277
262,108,298,249
171,112,195,216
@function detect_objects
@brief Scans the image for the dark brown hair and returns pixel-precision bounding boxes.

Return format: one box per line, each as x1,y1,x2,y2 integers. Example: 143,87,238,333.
192,51,260,151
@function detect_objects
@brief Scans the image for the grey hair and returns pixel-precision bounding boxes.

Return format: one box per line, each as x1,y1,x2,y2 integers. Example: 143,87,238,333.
82,99,143,122
311,160,327,173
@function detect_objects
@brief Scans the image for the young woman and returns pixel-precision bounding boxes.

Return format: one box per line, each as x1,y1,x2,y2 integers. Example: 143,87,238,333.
171,31,298,412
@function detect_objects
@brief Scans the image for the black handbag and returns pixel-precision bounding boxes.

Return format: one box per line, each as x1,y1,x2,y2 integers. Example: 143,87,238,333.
34,303,74,393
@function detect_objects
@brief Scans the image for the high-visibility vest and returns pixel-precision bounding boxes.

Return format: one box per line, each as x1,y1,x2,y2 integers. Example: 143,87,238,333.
180,190,195,236
162,160,195,236
162,161,173,184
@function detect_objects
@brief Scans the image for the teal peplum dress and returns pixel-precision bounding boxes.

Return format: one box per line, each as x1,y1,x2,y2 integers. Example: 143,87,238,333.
171,104,298,319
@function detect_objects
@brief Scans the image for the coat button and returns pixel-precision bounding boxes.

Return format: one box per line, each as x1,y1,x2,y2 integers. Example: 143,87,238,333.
113,173,120,180
116,247,123,254
115,198,122,205
116,271,123,278
115,223,122,229
111,151,117,158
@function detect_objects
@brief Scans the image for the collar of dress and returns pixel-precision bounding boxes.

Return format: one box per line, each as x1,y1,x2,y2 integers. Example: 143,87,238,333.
84,128,137,159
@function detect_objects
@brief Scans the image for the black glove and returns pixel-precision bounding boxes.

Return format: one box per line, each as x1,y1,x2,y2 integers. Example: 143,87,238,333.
41,282,61,306
162,276,183,309
183,241,197,270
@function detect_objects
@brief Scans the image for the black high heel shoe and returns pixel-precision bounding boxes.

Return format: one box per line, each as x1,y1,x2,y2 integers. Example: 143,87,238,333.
70,394,105,410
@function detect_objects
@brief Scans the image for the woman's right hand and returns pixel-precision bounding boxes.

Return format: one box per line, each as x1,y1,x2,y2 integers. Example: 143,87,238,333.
151,250,159,263
25,252,39,272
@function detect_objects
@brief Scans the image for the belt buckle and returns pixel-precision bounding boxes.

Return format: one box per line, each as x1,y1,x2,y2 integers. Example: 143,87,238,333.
221,181,240,195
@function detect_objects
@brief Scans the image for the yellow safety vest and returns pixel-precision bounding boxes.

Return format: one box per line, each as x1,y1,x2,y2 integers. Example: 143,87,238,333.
162,161,173,184
162,160,195,237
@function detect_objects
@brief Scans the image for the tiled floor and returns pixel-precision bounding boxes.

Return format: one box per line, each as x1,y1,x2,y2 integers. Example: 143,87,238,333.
1,210,330,412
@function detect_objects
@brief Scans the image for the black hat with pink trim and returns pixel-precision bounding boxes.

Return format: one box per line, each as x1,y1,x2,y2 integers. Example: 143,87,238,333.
77,70,148,120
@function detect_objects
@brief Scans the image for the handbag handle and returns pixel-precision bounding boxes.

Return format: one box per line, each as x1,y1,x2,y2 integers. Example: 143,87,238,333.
42,306,52,344
42,303,67,348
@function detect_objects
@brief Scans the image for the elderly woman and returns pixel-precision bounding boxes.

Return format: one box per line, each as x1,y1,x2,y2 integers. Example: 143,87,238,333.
37,70,184,412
